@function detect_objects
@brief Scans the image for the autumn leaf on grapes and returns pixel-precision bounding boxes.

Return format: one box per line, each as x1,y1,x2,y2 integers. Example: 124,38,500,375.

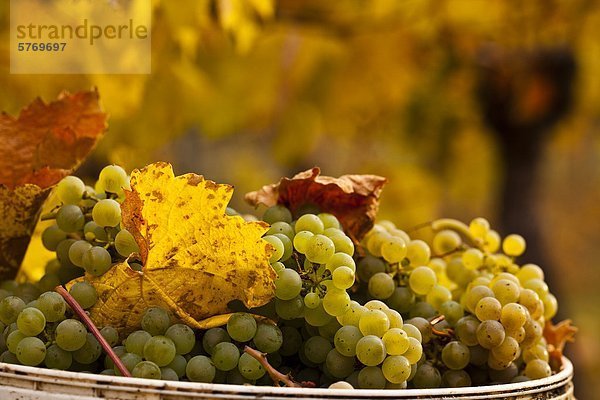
78,162,276,333
0,90,106,280
245,167,387,242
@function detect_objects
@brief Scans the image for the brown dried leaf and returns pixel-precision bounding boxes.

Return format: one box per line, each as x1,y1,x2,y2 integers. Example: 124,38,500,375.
0,90,107,280
245,167,387,241
544,319,578,371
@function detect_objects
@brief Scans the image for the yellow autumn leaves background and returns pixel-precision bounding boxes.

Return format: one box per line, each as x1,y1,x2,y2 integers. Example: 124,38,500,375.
1,0,600,397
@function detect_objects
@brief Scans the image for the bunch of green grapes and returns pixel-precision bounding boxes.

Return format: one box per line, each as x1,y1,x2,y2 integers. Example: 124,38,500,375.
348,217,556,388
0,279,114,371
40,165,140,285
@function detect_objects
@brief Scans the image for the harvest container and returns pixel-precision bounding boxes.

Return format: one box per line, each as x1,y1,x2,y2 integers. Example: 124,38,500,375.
0,357,574,400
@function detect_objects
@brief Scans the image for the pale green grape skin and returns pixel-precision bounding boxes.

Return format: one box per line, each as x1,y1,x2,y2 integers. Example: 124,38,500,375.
382,328,409,355
7,330,26,353
334,325,362,356
383,309,403,329
186,355,216,382
326,252,356,273
441,341,470,370
92,199,122,227
329,381,354,389
500,303,528,331
439,301,464,326
492,279,521,305
358,309,390,337
318,213,341,230
476,320,505,349
202,328,231,355
386,287,416,313
332,266,355,290
275,296,305,321
44,344,72,370
409,266,437,295
56,205,85,233
167,354,187,378
465,285,495,313
323,289,351,317
337,301,366,327
267,222,295,241
304,336,332,364
16,336,46,366
253,323,283,354
280,326,302,357
165,324,195,355
432,230,461,255
524,359,551,379
99,165,129,193
81,246,112,276
382,355,411,384
100,326,119,347
402,337,423,364
294,214,324,234
502,234,526,257
132,360,162,379
42,225,67,251
143,336,177,366
211,342,240,371
455,316,480,346
56,176,85,205
55,319,87,351
303,292,320,309
115,230,140,257
330,234,355,256
73,333,102,364
293,231,314,253
141,307,170,336
237,352,265,380
36,291,66,323
475,296,502,321
305,234,335,264
356,335,386,366
516,264,544,284
125,330,152,356
381,237,407,264
263,235,284,262
326,349,355,379
68,240,93,267
262,205,292,224
413,362,442,389
0,296,26,325
491,336,520,363
69,281,97,310
358,366,386,389
368,272,395,300
274,269,302,300
227,313,257,343
16,307,45,336
406,240,431,265
116,353,142,376
273,234,293,262
160,367,179,381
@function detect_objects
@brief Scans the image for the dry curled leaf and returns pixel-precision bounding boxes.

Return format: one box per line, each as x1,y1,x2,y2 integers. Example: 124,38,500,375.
544,319,578,371
245,167,387,241
75,162,276,334
0,90,107,280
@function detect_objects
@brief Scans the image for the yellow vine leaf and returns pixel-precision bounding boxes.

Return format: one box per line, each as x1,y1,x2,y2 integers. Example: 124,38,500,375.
75,162,276,333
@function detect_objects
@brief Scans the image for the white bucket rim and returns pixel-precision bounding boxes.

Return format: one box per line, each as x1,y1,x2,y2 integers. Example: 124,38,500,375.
0,357,573,399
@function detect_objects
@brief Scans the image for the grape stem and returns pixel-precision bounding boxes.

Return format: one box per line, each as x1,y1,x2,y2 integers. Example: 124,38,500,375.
54,285,132,377
430,315,454,337
243,346,314,388
40,212,57,221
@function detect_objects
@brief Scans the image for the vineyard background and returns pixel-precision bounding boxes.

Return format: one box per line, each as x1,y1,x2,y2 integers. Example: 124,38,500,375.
1,1,600,397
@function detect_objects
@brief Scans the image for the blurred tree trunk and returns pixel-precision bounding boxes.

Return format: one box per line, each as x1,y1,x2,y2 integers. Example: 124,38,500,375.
477,45,576,303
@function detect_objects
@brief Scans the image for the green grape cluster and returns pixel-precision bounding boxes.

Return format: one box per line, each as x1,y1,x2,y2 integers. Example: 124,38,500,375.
0,190,567,392
0,279,112,370
40,165,138,286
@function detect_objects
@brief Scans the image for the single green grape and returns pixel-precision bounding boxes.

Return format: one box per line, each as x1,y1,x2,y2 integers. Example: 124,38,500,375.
69,281,97,310
56,176,85,205
92,199,122,227
115,229,140,257
141,307,170,336
16,307,46,336
165,323,195,355
16,336,46,366
98,165,129,193
227,313,257,343
56,205,85,233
